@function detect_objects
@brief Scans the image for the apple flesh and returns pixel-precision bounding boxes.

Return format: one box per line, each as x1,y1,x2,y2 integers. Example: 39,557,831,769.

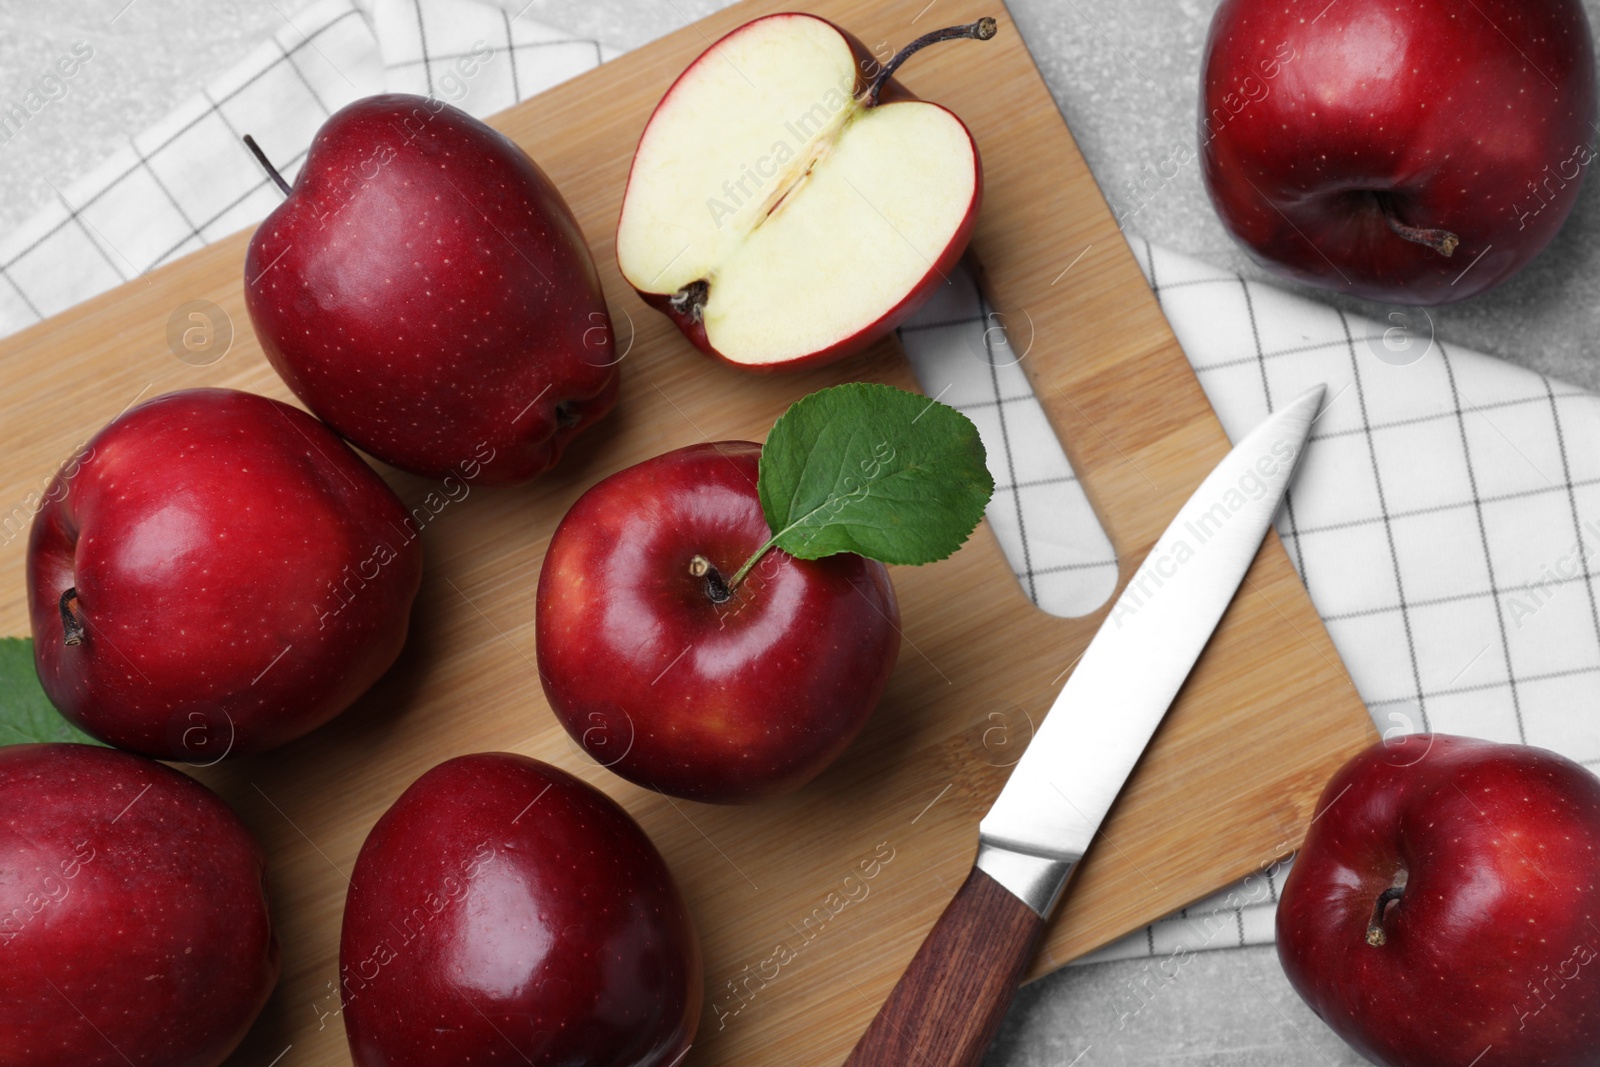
27,388,422,758
245,93,618,485
340,752,700,1067
1201,0,1596,303
616,14,989,369
536,441,901,803
1278,734,1600,1067
0,743,278,1067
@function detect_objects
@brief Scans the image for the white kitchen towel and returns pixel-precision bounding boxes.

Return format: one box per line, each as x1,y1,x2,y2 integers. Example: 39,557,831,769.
4,0,1598,967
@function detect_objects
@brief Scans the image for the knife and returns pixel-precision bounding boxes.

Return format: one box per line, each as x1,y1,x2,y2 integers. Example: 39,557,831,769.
841,384,1326,1067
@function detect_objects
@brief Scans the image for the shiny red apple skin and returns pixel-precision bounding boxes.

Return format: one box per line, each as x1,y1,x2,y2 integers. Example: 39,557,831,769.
536,441,901,803
340,752,700,1067
245,93,618,485
1277,734,1600,1067
621,16,981,370
0,743,279,1067
27,388,422,758
1201,0,1596,304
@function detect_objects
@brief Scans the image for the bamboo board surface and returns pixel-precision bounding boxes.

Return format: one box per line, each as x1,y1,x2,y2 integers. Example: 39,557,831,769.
0,0,1376,1063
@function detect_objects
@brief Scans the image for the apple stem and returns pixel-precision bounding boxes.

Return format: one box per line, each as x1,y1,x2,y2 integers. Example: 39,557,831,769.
59,588,85,647
690,555,734,604
243,134,292,197
863,17,999,107
1381,204,1458,257
1365,886,1406,947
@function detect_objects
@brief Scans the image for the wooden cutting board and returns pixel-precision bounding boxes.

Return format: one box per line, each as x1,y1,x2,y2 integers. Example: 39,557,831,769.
0,0,1376,1063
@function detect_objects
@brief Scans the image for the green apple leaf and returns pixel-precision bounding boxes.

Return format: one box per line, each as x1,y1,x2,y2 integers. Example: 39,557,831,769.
0,637,103,747
754,382,993,568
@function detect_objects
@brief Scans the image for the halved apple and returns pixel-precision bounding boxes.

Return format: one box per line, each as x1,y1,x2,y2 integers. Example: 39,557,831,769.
616,13,994,371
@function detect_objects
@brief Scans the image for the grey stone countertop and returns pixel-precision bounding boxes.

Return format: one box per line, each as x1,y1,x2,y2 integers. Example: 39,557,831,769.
7,0,1595,1064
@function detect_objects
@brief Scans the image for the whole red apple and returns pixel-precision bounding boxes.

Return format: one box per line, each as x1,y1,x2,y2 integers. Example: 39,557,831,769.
27,388,422,758
1201,0,1596,303
1278,734,1600,1066
339,752,699,1067
616,15,990,369
245,93,618,485
0,743,278,1067
535,441,900,803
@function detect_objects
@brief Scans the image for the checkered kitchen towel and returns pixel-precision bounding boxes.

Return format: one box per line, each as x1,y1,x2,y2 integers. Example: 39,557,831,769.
5,0,1599,964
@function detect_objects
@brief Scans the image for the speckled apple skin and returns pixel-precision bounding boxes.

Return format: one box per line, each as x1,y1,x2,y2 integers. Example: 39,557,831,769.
1201,0,1596,304
27,388,422,758
1278,734,1600,1067
245,93,619,485
0,743,279,1067
536,442,902,804
340,752,700,1067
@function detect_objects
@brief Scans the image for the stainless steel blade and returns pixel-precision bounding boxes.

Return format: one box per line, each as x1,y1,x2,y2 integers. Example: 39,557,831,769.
975,384,1325,916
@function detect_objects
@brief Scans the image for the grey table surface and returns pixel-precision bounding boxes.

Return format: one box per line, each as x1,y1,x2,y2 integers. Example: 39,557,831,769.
7,0,1596,1064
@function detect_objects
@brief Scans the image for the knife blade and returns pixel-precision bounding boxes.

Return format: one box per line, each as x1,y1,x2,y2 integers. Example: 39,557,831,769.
842,384,1325,1067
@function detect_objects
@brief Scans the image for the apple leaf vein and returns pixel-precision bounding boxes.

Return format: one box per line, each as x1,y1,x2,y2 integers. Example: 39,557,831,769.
752,382,993,571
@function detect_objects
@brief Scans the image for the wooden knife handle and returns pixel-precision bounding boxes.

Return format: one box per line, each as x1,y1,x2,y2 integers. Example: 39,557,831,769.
842,865,1045,1067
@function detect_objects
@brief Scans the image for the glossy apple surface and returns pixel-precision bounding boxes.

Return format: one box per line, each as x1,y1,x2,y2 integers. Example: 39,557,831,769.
27,388,422,758
340,752,699,1067
0,743,278,1067
1201,0,1596,303
616,14,983,369
536,441,901,803
245,93,618,485
1278,734,1600,1066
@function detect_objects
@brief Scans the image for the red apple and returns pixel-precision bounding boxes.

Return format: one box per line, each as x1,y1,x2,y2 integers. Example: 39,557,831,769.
339,752,699,1067
1200,0,1596,303
535,441,900,803
27,388,422,759
244,93,618,485
0,743,278,1067
615,14,991,369
1278,734,1600,1066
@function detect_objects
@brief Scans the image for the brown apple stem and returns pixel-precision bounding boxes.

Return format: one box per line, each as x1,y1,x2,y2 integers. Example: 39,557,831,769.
59,588,85,647
863,17,999,107
668,280,709,325
690,555,734,604
1382,204,1458,257
243,135,292,196
1365,886,1406,947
